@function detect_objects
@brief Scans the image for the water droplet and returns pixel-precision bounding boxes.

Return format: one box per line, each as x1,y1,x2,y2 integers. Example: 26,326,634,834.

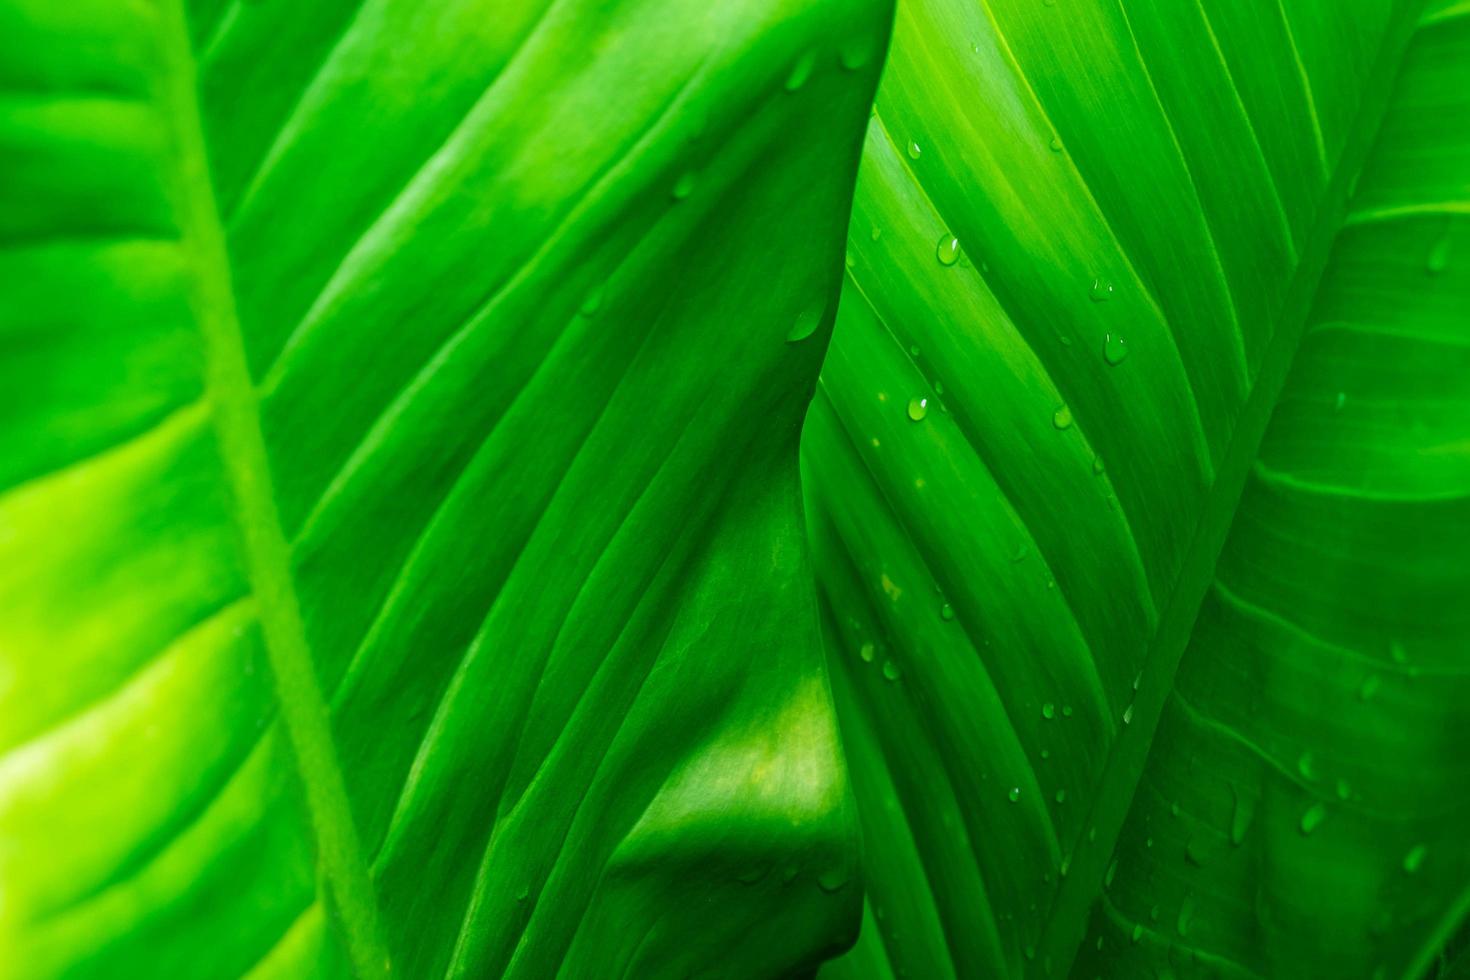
1130,924,1144,945
1008,786,1021,803
1049,136,1063,152
844,251,856,269
933,380,944,395
1122,704,1134,725
907,140,922,160
1090,278,1115,302
940,602,955,621
1055,789,1067,804
1040,748,1050,760
787,306,824,343
859,642,876,663
1096,936,1105,951
784,51,817,91
817,866,853,892
1149,905,1160,923
936,234,961,266
870,225,882,242
1427,227,1451,275
1092,455,1105,475
882,659,901,681
1105,858,1118,889
516,883,531,902
672,172,697,200
1062,705,1074,717
1390,640,1408,664
1359,673,1382,701
1012,543,1029,563
1403,844,1427,873
1298,751,1316,780
1133,671,1143,692
1103,332,1128,365
1024,945,1036,961
1042,702,1056,720
907,397,929,421
1052,405,1073,429
580,286,605,317
909,344,920,357
1300,802,1328,835
1334,391,1347,411
1185,838,1208,867
1336,778,1351,801
839,37,875,71
1170,801,1180,818
1177,894,1196,937
1230,787,1254,845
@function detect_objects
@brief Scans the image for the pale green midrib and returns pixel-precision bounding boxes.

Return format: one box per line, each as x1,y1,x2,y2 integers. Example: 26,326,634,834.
156,3,393,977
1032,3,1431,976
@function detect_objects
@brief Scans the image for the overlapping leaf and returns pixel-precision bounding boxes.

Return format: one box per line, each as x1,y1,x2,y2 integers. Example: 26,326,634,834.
804,0,1469,976
0,0,890,976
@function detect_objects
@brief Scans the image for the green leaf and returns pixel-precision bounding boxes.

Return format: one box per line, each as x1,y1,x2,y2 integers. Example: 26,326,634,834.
0,1,889,976
805,0,1469,977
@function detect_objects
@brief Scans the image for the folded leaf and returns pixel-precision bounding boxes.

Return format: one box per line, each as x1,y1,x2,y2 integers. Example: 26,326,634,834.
0,0,890,976
804,0,1468,976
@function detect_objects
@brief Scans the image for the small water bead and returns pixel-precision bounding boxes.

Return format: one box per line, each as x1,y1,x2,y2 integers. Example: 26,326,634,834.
672,172,698,200
1008,786,1021,803
1122,704,1134,725
1334,391,1347,411
882,659,902,681
1092,455,1105,475
1130,924,1144,945
1104,858,1118,889
1298,751,1316,780
1185,838,1208,867
1052,405,1073,429
907,140,923,160
1171,801,1181,818
1103,332,1128,365
784,51,817,91
1062,705,1074,717
859,642,876,663
936,234,962,266
1042,702,1056,720
1150,905,1160,923
1299,802,1328,835
1230,787,1254,845
579,286,605,317
787,306,824,343
844,251,856,269
1404,844,1427,873
1427,227,1451,275
1055,789,1067,804
1177,894,1197,937
839,37,876,71
909,344,921,357
870,225,882,242
1336,778,1352,801
907,397,929,421
1049,136,1063,152
1090,278,1115,302
1359,673,1382,701
940,602,955,621
1040,748,1050,760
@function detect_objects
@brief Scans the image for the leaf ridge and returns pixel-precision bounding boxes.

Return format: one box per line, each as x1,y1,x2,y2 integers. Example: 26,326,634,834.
157,2,393,975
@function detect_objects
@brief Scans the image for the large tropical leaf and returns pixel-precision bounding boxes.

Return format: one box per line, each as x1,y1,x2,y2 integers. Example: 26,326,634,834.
804,0,1469,977
0,0,890,976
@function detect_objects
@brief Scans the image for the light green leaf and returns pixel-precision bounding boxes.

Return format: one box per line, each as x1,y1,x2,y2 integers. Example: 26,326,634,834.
0,0,889,976
806,0,1469,977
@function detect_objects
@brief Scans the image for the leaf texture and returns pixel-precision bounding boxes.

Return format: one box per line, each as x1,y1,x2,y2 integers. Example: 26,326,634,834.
0,0,891,976
803,0,1467,976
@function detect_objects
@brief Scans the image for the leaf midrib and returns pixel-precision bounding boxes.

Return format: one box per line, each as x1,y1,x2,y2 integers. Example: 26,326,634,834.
156,2,392,976
1033,2,1432,975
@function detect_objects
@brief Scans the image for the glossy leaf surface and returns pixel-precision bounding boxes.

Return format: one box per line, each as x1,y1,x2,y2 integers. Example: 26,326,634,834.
805,0,1469,977
0,0,889,976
